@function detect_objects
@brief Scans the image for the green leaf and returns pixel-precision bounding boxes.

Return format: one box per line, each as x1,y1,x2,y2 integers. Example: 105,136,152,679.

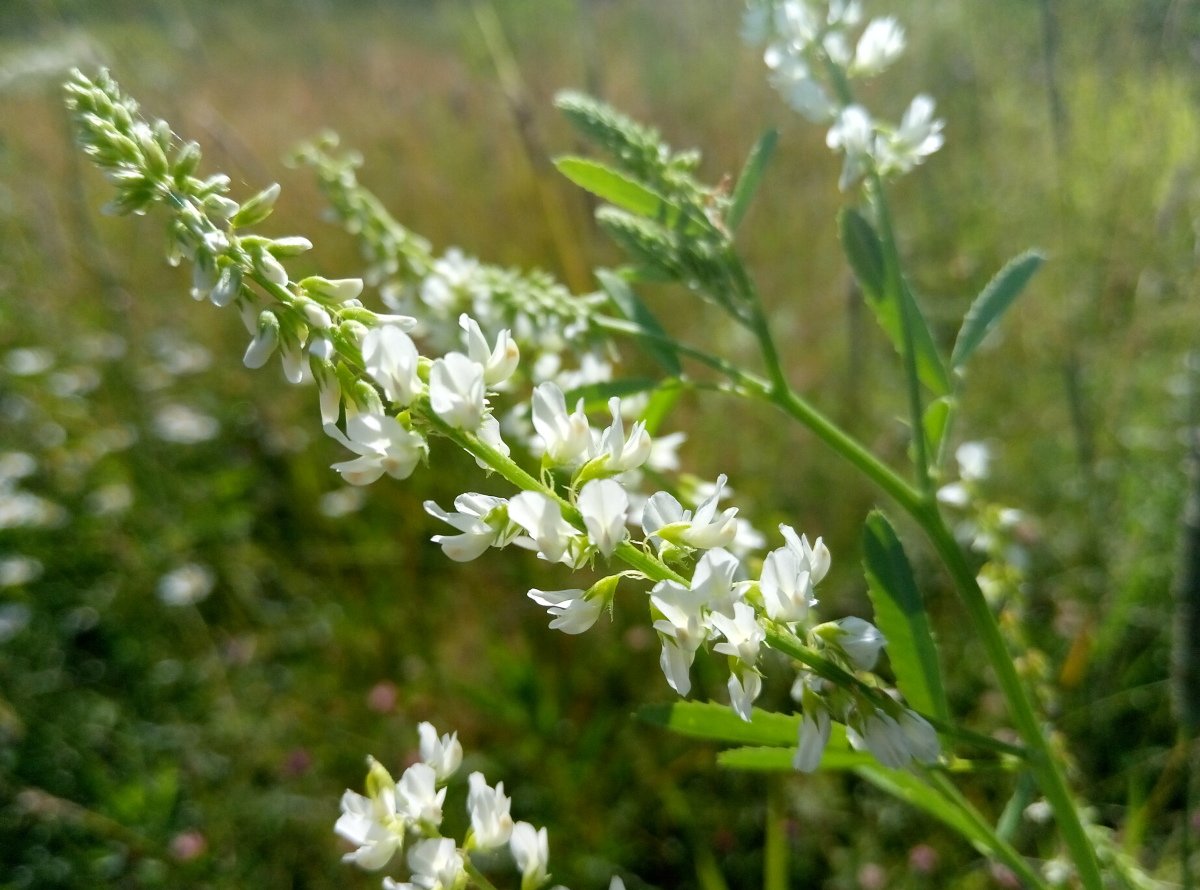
853,764,988,847
838,209,950,395
923,395,953,465
638,701,799,747
563,377,660,411
951,250,1044,369
555,156,680,223
596,268,682,375
726,128,778,232
862,511,949,722
639,382,683,435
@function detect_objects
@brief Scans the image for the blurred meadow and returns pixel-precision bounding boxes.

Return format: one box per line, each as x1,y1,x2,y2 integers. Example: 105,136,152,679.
1,0,1199,886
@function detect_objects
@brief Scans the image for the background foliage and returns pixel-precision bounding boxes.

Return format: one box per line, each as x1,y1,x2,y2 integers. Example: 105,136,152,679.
1,1,1197,887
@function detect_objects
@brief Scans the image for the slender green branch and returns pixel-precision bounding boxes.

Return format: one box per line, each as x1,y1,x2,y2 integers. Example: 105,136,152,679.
924,771,1049,889
866,171,932,497
921,507,1103,888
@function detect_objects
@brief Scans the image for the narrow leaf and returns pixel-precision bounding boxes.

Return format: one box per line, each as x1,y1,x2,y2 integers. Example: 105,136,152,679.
563,377,660,411
862,511,950,722
597,268,682,375
839,209,950,395
555,156,679,223
638,701,799,747
639,382,683,435
726,128,778,232
951,250,1044,369
853,764,987,847
923,395,953,466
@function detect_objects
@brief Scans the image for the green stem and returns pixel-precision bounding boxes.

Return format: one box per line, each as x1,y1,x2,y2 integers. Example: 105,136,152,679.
463,856,501,890
764,782,789,890
921,507,1103,888
867,171,932,497
925,771,1049,889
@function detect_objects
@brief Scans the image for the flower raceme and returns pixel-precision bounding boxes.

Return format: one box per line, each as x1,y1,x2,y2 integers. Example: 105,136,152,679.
68,67,939,807
744,0,945,190
338,723,562,889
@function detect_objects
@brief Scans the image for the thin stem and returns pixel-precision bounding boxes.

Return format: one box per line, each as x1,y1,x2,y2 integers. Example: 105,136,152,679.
764,782,789,890
921,507,1103,888
924,771,1049,890
867,171,931,497
463,856,501,890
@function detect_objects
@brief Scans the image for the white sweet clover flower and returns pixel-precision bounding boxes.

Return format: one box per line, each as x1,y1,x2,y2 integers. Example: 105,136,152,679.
459,314,519,387
794,704,832,772
418,722,463,782
827,104,876,190
642,474,739,551
650,576,711,697
383,838,466,890
363,324,423,407
851,16,905,76
709,602,767,720
527,585,607,635
824,615,886,670
846,708,940,770
531,382,592,468
324,407,428,486
507,491,583,565
585,397,652,476
878,94,945,176
576,478,630,558
335,757,406,871
424,493,516,562
429,352,487,430
510,821,551,890
396,762,446,828
467,771,514,850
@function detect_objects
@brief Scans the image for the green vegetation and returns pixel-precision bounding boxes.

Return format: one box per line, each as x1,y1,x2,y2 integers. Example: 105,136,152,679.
1,1,1196,887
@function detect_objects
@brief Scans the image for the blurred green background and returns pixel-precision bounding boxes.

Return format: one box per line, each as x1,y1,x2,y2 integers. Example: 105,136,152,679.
1,1,1197,887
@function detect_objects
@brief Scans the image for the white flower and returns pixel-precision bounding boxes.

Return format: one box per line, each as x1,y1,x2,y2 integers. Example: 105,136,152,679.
794,706,831,772
576,478,629,558
897,709,940,764
955,441,991,482
396,762,445,827
852,17,905,76
157,563,215,607
460,314,519,386
827,104,876,190
325,409,427,486
242,309,280,369
759,547,816,623
527,587,605,635
418,722,463,782
589,397,652,474
879,94,944,175
467,771,514,849
726,669,763,722
429,352,486,430
424,493,513,562
687,548,747,617
848,711,909,769
531,382,592,468
642,475,738,550
829,616,886,670
363,324,422,407
508,491,579,564
392,837,465,890
335,758,405,871
650,577,711,696
710,601,765,666
510,822,550,889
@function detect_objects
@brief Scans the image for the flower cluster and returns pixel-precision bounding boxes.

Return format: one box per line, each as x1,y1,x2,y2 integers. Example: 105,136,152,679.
743,0,944,189
293,137,612,394
337,723,563,890
68,67,939,792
